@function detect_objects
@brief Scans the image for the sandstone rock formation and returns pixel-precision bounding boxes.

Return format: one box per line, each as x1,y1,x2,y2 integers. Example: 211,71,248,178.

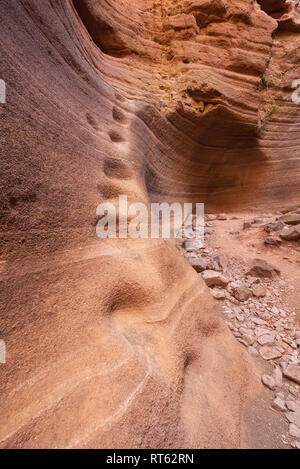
0,0,299,449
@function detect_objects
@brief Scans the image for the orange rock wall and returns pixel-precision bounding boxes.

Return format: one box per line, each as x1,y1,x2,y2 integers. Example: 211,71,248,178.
0,0,299,449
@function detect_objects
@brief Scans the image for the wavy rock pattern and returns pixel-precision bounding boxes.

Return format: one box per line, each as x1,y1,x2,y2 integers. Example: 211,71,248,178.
0,0,298,448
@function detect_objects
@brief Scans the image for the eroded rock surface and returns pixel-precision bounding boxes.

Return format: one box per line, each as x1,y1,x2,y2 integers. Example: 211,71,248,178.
0,0,299,449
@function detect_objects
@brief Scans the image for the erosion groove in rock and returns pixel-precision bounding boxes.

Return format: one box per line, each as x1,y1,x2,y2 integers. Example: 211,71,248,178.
0,0,299,449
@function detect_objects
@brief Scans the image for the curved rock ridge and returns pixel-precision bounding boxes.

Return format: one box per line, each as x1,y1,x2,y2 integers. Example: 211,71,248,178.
72,0,300,207
0,0,298,449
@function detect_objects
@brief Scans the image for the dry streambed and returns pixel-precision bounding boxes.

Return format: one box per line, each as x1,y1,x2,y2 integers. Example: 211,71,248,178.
180,209,300,449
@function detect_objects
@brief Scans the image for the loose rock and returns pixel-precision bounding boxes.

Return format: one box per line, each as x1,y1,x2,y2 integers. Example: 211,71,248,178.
272,397,286,411
257,334,275,346
201,270,229,287
189,258,208,273
262,374,276,390
252,284,266,298
211,288,227,300
279,225,300,241
283,365,300,385
259,346,282,360
232,285,252,302
247,258,280,279
279,213,300,225
289,424,300,439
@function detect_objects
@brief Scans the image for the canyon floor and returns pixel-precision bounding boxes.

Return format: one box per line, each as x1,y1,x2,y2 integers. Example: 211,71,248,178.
183,208,300,449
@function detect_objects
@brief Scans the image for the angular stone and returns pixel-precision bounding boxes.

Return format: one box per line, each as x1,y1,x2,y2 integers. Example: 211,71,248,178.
289,424,300,438
255,327,271,337
247,258,280,278
217,213,227,220
264,222,285,233
189,257,208,273
286,410,300,428
259,346,282,360
214,254,228,271
252,284,266,298
272,397,286,411
279,225,300,241
272,365,283,388
257,334,275,346
279,213,300,225
264,236,281,246
207,258,222,271
210,288,227,300
283,364,300,385
286,400,298,412
252,318,267,326
248,346,258,356
241,331,255,346
201,270,229,287
232,285,252,302
262,374,275,390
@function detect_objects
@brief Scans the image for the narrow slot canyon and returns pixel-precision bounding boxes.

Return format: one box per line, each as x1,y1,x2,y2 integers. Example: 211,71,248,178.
0,0,299,450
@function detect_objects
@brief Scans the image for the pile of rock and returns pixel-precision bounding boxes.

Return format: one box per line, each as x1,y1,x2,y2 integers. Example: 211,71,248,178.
183,215,300,448
243,208,300,245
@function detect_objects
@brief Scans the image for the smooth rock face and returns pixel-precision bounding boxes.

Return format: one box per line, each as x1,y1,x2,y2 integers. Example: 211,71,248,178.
0,0,270,450
0,0,299,450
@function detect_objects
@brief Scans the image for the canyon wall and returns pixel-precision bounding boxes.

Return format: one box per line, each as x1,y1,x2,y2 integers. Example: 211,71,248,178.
0,0,299,448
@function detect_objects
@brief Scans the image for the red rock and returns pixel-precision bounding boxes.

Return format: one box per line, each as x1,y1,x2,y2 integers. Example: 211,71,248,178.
252,284,267,298
0,0,299,450
259,346,282,360
262,374,276,390
279,213,300,225
283,365,300,385
232,285,252,302
264,236,281,246
201,270,229,287
279,225,300,241
272,397,286,411
247,259,280,278
289,424,300,439
257,334,275,346
189,258,208,273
